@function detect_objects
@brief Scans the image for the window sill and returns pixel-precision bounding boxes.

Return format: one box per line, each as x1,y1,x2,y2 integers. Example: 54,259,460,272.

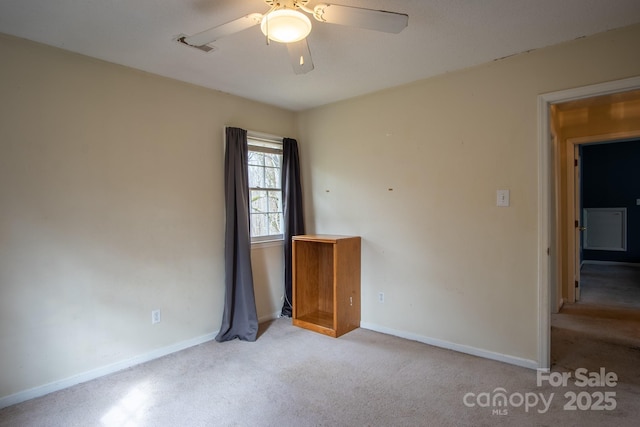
251,239,284,249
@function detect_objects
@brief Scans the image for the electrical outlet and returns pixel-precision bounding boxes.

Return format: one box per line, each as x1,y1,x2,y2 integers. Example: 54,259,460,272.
151,309,161,324
378,292,385,303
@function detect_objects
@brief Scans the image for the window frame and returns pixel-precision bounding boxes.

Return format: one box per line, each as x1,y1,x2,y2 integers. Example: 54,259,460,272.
246,131,284,245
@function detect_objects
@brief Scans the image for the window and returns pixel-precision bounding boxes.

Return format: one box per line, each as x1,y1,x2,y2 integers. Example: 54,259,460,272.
247,134,283,243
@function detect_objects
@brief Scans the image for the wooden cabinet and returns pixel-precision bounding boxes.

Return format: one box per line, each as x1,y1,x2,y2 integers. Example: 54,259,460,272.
292,235,361,338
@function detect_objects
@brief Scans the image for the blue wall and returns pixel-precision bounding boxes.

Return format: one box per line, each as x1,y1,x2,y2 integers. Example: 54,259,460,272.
582,139,640,263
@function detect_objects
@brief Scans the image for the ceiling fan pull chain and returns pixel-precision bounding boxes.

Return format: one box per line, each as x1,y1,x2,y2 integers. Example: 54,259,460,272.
263,3,279,46
265,13,270,45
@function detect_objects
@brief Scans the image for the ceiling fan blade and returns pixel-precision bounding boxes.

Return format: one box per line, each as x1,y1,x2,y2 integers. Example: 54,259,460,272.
287,39,314,74
182,13,262,47
314,4,408,33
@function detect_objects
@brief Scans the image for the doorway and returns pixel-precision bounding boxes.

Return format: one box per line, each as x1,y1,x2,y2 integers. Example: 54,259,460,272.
554,94,640,307
570,139,640,297
537,76,640,370
553,137,640,370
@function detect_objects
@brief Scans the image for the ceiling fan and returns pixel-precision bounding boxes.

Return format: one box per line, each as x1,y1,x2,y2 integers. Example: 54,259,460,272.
177,0,408,74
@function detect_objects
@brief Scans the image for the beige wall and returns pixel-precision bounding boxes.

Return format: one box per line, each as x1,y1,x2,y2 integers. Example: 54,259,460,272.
296,23,640,363
252,244,285,321
0,34,293,399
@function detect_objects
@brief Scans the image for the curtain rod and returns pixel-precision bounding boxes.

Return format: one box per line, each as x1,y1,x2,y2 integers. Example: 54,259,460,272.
224,126,288,143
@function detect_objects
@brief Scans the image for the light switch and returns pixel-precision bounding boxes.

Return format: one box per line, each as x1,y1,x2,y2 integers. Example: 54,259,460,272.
497,190,510,207
637,199,640,206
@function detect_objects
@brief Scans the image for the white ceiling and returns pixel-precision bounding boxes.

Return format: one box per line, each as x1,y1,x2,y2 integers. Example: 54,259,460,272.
1,0,640,111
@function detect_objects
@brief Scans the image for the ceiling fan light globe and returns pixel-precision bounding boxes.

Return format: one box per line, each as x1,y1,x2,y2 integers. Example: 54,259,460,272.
260,9,312,43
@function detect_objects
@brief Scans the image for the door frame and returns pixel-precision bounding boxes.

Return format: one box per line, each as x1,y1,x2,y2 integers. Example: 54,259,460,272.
572,143,582,302
536,75,640,370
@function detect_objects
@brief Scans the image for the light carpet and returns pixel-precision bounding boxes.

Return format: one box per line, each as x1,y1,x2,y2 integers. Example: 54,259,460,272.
1,316,639,426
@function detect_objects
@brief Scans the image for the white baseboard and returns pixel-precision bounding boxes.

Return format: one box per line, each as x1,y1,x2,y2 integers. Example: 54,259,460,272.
1,310,284,409
360,322,539,370
582,260,640,268
0,331,218,410
2,317,538,409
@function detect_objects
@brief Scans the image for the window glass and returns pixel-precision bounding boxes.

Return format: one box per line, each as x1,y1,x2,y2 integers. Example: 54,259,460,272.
247,136,283,242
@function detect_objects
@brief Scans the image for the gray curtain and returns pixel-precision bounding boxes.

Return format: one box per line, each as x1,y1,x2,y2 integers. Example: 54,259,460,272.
281,138,305,317
216,127,259,342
